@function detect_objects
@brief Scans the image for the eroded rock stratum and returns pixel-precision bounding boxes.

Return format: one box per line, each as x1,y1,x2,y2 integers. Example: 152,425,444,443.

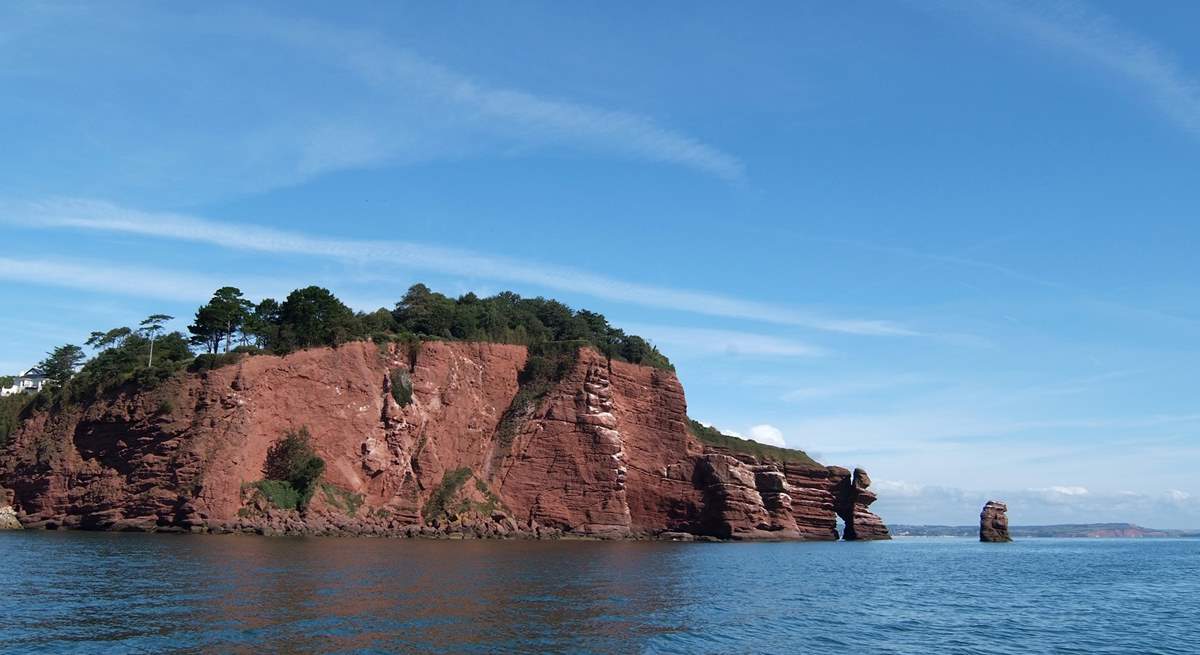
0,341,889,540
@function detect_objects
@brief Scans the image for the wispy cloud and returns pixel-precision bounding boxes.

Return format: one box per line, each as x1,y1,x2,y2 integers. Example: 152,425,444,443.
5,198,916,337
944,0,1200,138
258,16,746,181
621,323,827,358
0,256,284,305
0,5,742,202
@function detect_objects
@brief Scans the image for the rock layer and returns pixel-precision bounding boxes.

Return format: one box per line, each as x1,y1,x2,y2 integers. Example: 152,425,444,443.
0,341,888,540
980,500,1012,542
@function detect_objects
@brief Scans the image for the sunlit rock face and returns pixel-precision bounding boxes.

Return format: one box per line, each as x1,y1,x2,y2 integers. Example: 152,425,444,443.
980,500,1012,543
0,341,888,540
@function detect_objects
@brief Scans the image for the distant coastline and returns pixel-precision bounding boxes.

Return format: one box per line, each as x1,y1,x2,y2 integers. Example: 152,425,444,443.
891,523,1200,539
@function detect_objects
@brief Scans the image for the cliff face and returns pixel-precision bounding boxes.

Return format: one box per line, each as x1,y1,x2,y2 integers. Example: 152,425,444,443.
0,341,888,540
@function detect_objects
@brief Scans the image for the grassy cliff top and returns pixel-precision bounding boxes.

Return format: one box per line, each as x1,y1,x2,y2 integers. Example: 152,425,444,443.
688,419,820,467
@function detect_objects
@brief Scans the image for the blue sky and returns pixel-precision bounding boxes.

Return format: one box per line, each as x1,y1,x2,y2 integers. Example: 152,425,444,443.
2,1,1198,527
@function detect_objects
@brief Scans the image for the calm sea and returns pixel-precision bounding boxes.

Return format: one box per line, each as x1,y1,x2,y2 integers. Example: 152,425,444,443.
1,532,1196,654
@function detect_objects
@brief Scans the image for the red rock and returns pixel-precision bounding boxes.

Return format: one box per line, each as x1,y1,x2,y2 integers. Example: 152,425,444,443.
980,500,1012,542
834,467,891,541
0,341,889,541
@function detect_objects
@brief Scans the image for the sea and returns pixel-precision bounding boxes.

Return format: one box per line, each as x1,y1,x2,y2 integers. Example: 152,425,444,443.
1,532,1196,654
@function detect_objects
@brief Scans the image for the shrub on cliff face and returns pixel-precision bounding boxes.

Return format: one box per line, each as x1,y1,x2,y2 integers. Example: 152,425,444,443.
248,479,302,510
422,467,473,522
260,427,326,509
389,369,413,407
495,342,582,447
0,394,31,447
320,483,364,517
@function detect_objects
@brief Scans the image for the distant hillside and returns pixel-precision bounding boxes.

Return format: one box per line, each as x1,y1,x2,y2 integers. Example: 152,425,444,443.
891,523,1200,538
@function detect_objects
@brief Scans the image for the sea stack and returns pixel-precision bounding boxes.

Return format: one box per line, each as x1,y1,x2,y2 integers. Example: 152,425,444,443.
836,467,891,540
980,500,1012,542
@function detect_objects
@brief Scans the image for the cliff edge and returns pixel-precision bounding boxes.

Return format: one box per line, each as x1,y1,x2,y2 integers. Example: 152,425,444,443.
0,341,888,540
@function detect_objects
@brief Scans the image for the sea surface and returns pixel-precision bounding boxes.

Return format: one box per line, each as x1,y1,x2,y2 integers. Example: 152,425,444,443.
1,532,1196,654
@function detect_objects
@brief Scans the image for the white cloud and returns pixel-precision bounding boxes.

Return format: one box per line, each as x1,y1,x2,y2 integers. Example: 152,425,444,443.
5,198,916,337
0,5,744,200
695,421,786,447
748,424,787,447
256,16,746,181
621,324,826,358
1046,485,1089,496
0,256,262,303
944,0,1200,138
872,479,1200,528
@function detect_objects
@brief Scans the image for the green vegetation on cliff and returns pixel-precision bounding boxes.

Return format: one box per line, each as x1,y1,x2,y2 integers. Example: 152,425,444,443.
182,282,670,368
496,340,583,447
248,427,326,510
422,467,474,521
21,282,670,409
688,419,820,467
0,395,30,447
389,284,671,370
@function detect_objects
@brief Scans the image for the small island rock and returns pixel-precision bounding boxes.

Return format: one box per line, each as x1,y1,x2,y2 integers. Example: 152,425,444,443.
980,500,1012,542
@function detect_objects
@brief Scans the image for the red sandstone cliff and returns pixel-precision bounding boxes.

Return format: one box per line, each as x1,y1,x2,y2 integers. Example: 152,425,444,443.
0,341,888,540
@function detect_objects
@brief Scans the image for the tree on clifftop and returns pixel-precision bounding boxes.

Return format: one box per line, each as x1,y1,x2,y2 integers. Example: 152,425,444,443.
38,344,85,390
275,286,360,352
138,314,174,367
189,287,252,354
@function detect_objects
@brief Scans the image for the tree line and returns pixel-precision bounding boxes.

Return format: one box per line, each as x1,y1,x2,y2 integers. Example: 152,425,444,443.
20,283,672,406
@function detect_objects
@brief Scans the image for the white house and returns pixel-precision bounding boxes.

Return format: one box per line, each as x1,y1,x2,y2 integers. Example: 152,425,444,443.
1,367,48,397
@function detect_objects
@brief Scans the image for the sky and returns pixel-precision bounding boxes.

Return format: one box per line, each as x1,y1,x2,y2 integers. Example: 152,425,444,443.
2,1,1198,527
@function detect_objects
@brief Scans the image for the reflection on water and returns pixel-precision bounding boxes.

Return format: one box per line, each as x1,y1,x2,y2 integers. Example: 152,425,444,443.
2,532,1198,654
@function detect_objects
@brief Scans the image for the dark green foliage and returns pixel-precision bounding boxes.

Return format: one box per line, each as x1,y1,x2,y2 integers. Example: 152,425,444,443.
249,479,301,510
0,394,31,447
19,283,672,417
189,287,253,354
422,467,473,521
243,298,281,350
688,419,820,467
38,344,86,390
389,369,413,407
273,286,363,353
359,308,400,341
188,351,245,373
262,427,325,508
392,284,672,370
496,341,583,446
69,331,192,400
139,314,175,367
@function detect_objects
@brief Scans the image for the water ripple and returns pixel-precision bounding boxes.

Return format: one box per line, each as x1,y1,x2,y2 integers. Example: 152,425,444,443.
0,534,1197,654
